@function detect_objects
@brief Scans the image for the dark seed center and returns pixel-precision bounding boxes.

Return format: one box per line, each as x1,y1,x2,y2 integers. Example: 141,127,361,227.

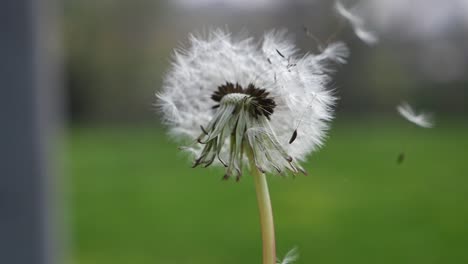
211,82,276,119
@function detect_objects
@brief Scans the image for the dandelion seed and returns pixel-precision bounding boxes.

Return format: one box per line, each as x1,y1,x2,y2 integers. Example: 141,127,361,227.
354,26,379,45
289,129,298,144
335,1,379,45
315,41,350,64
277,247,299,264
334,1,362,29
397,152,405,164
276,49,285,58
397,102,434,128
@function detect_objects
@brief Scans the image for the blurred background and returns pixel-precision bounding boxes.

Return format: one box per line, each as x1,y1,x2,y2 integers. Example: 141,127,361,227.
65,0,468,123
64,1,468,263
3,0,468,263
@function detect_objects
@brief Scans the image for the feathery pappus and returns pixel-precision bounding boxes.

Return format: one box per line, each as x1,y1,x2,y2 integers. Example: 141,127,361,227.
397,102,434,128
277,247,299,264
157,28,348,180
335,1,379,45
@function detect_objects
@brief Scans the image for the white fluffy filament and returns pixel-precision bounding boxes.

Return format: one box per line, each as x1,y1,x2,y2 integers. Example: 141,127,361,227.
335,1,379,45
397,102,434,128
277,247,299,264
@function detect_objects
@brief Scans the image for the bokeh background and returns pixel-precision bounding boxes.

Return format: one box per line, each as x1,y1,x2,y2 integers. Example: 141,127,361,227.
64,0,468,263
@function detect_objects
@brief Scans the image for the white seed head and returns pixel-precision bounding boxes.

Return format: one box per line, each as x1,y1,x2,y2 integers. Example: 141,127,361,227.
157,28,347,179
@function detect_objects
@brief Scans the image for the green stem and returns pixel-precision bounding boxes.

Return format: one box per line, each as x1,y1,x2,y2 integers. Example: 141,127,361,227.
247,149,276,264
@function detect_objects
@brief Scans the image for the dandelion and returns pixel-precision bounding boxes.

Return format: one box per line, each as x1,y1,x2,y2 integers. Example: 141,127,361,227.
396,102,434,128
335,1,379,45
157,28,347,264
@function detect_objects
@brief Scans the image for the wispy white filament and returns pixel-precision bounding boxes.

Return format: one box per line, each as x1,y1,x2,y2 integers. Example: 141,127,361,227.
315,41,350,65
335,1,379,45
277,247,299,264
397,102,434,128
157,28,347,175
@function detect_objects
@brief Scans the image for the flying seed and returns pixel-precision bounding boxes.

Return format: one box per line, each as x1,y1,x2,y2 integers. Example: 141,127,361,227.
289,129,298,144
276,49,285,58
267,58,272,64
397,152,405,165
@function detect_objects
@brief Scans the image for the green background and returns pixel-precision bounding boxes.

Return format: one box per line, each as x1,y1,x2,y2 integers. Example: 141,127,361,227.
69,118,468,264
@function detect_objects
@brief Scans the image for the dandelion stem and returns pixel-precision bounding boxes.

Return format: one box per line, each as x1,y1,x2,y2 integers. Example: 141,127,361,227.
247,147,276,264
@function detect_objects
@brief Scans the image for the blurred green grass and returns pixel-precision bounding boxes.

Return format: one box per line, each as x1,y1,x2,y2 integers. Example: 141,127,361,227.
69,118,468,264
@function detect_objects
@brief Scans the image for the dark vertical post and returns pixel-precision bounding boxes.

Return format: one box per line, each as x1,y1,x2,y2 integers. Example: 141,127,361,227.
0,0,60,264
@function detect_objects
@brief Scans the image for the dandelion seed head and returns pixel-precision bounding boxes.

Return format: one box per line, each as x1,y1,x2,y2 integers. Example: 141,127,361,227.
158,28,347,178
